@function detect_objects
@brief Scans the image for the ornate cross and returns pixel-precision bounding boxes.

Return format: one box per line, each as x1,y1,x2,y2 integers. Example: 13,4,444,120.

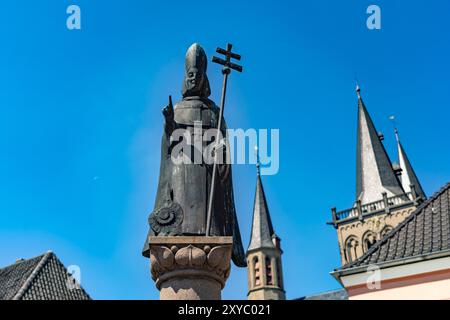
212,43,243,74
206,43,243,236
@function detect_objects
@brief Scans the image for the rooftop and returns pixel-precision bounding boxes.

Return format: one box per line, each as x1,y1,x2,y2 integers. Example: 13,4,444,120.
0,251,91,300
297,288,348,300
336,182,450,272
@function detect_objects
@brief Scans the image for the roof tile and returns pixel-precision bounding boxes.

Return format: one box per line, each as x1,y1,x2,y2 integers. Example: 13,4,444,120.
340,182,450,269
0,252,91,300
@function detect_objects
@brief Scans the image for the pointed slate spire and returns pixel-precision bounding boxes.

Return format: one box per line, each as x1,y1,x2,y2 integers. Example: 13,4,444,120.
356,85,405,204
248,147,275,252
395,128,426,199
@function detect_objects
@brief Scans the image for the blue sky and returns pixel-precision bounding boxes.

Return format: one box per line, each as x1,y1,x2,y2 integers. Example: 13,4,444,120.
0,1,449,299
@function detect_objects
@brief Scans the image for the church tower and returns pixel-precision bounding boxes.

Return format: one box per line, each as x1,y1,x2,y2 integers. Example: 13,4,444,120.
246,158,285,300
394,128,427,200
329,85,426,265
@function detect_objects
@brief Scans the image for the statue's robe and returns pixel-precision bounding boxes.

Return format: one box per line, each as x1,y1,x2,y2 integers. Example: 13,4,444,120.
142,96,246,267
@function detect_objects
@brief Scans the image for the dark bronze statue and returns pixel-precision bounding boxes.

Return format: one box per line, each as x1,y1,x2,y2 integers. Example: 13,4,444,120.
142,43,246,267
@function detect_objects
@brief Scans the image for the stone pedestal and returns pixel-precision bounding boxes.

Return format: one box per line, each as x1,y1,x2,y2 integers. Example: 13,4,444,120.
149,236,233,300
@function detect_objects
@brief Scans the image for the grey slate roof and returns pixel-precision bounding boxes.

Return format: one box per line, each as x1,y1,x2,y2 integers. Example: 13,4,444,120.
0,251,91,300
297,289,348,300
247,174,276,252
341,182,450,269
356,88,405,204
396,136,427,200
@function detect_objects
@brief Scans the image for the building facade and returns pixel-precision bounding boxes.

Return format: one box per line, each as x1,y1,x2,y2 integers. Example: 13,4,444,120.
329,86,426,266
327,85,450,300
333,183,450,299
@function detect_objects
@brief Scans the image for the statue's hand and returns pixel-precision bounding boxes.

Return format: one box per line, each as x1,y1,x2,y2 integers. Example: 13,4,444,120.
162,95,174,122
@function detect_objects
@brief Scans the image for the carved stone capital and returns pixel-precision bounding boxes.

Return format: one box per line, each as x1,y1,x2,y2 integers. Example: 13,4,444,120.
148,236,233,300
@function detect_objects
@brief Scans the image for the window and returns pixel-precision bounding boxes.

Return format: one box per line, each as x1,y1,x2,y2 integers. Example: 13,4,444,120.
362,231,377,252
276,258,282,288
381,225,393,237
253,256,261,286
345,236,359,263
265,256,273,285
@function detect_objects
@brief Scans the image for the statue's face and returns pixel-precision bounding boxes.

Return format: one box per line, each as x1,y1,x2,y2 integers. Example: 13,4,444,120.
185,67,204,95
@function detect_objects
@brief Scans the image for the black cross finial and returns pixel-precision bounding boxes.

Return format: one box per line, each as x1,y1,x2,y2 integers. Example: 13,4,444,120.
212,43,243,74
255,145,261,176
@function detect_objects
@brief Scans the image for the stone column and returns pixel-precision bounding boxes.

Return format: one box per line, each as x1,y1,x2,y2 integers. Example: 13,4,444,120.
149,236,233,300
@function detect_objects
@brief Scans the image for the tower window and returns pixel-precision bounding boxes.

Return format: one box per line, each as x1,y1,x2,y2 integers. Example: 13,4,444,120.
381,225,393,237
265,256,273,285
277,259,282,288
345,236,359,263
362,231,377,252
253,257,261,286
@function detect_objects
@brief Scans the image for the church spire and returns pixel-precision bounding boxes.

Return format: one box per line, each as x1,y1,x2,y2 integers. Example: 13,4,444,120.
394,126,426,200
356,85,404,204
247,148,285,300
248,147,275,252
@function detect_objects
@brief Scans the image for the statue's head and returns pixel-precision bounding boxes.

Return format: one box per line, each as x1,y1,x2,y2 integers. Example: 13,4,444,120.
182,43,211,98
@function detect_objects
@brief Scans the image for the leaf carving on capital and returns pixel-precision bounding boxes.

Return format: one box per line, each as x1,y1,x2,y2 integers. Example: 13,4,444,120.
149,243,234,286
175,244,206,267
207,245,231,270
151,245,175,269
